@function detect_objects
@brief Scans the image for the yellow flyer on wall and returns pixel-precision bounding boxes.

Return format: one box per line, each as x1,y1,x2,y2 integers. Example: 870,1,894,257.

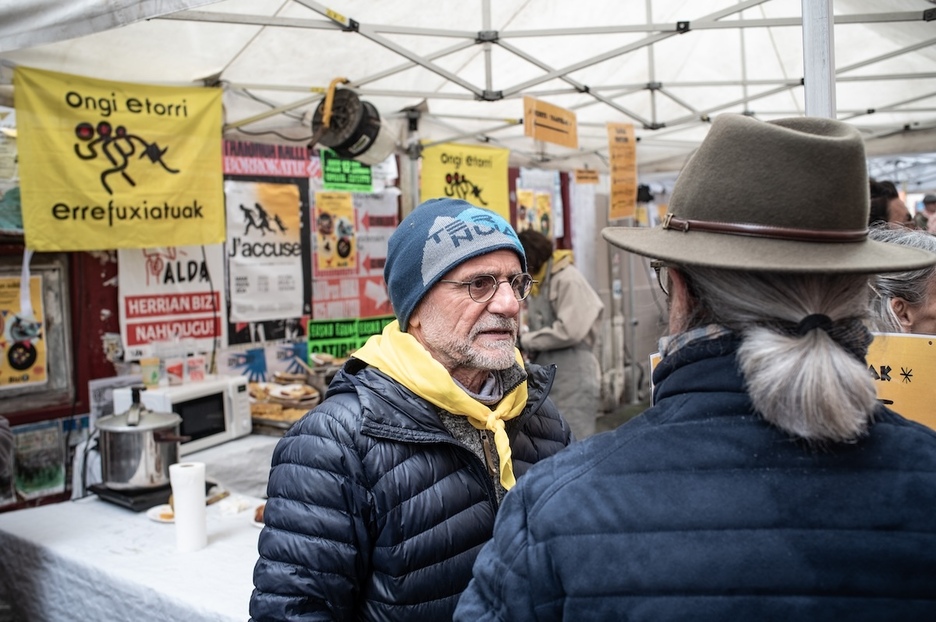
867,332,936,430
0,275,47,390
314,191,356,271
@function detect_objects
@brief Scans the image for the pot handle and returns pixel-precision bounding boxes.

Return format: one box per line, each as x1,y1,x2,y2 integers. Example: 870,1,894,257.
153,431,192,444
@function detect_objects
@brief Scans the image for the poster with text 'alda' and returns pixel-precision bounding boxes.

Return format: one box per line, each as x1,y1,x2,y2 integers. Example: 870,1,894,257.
117,244,226,361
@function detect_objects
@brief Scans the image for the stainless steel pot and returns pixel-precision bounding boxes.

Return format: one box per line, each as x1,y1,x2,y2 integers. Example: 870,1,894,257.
96,387,186,490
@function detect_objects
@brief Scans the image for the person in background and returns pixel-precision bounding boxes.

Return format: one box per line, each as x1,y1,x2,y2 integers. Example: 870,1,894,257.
250,198,572,621
868,178,912,227
867,225,936,335
455,114,936,620
517,229,603,439
913,193,936,232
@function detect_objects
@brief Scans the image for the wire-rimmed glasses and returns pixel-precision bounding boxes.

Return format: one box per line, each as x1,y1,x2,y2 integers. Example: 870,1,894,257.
440,273,536,303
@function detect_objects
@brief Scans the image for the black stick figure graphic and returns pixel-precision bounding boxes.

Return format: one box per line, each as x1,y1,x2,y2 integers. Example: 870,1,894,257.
253,203,276,236
240,204,261,236
443,172,488,206
273,214,288,234
74,121,180,195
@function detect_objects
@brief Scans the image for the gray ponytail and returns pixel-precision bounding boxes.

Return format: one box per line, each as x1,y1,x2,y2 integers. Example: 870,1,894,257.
681,267,876,443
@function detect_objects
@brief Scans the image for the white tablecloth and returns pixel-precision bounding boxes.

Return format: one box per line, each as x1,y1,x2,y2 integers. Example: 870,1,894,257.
188,434,280,499
0,493,265,621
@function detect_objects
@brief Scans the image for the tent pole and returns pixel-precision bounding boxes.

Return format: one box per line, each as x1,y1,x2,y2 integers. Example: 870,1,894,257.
801,0,836,118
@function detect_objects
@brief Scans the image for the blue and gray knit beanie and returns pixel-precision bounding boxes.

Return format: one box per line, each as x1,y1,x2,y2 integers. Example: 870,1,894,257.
385,198,527,331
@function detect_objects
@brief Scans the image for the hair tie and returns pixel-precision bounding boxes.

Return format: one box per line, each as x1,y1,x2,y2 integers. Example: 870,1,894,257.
796,313,833,336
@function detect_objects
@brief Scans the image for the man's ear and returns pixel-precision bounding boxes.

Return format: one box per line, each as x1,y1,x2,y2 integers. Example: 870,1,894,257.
889,297,914,332
667,268,693,334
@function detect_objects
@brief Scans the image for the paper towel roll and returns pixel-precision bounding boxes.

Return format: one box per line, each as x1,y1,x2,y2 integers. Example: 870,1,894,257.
169,461,207,552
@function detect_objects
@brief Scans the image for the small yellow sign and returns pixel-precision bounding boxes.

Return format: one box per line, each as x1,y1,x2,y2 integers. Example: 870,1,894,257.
607,123,638,221
574,169,599,184
867,332,936,430
523,96,578,149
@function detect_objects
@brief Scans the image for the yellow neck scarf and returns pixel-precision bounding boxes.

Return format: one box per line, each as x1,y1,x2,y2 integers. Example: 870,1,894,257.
354,320,528,489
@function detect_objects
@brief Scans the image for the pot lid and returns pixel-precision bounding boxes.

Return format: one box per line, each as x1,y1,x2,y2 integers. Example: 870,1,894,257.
96,406,181,432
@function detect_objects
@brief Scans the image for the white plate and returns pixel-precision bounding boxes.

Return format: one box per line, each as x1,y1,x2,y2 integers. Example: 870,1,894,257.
146,504,174,523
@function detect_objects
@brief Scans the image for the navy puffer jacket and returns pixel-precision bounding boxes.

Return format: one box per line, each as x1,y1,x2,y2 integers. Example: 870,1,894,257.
250,357,571,621
456,334,936,621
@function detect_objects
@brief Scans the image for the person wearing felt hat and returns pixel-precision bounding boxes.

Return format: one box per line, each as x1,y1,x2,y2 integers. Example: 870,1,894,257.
456,115,936,621
250,198,572,622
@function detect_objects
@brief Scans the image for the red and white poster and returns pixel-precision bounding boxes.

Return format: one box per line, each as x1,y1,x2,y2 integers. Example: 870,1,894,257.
118,244,227,360
312,191,397,319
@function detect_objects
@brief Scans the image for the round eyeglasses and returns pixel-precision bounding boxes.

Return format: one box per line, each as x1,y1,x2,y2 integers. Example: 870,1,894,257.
650,260,671,296
440,273,536,303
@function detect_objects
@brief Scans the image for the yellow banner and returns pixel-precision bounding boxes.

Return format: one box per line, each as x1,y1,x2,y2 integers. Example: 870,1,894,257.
15,67,224,251
867,333,936,430
607,123,638,221
523,96,578,149
420,143,510,220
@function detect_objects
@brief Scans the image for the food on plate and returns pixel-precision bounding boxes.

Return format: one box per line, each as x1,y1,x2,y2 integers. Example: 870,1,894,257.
248,382,271,401
254,503,265,524
251,402,283,417
159,508,174,521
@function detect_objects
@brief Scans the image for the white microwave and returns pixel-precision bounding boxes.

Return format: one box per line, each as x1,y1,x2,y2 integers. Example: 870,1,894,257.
113,375,252,456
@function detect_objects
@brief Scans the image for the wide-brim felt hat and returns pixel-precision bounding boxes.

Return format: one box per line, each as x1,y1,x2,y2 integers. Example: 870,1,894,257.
602,114,936,274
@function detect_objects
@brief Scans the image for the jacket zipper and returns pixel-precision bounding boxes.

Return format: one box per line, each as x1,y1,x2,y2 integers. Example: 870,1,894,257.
479,429,497,476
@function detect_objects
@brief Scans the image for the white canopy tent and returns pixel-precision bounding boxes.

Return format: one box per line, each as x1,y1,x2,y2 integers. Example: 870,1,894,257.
1,0,935,193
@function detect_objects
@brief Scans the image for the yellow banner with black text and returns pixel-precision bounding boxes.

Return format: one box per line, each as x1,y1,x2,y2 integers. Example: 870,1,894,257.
15,66,224,251
420,143,510,221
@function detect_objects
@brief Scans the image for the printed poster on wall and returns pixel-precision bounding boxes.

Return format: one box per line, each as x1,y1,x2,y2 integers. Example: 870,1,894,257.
518,168,562,238
515,189,553,236
321,149,372,192
607,122,638,221
14,419,65,501
314,192,357,272
14,66,224,251
0,275,47,390
117,245,227,361
312,192,397,320
867,333,936,430
225,179,305,323
420,143,509,220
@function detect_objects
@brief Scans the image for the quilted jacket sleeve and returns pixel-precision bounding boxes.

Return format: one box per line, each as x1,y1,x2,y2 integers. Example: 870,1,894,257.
453,469,563,622
249,393,373,621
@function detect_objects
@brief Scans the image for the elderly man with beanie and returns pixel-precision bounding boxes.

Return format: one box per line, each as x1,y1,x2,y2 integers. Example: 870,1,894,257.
250,198,572,621
456,115,936,620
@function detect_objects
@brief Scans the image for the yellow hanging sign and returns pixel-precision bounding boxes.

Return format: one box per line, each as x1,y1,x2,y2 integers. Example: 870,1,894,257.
574,169,599,184
15,66,224,251
523,96,578,149
607,123,638,221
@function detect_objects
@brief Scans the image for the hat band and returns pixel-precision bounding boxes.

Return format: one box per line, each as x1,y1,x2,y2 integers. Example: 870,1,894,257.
662,214,867,243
